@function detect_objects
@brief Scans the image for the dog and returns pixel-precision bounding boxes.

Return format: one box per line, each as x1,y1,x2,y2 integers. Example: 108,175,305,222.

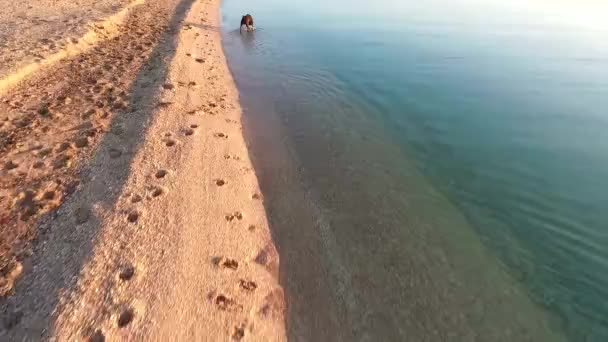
240,14,255,32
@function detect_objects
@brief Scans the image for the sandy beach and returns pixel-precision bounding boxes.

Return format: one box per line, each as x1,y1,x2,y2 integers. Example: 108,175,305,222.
0,0,285,339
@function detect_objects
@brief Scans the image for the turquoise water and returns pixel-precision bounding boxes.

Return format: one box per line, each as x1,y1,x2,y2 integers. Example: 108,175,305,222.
221,1,608,340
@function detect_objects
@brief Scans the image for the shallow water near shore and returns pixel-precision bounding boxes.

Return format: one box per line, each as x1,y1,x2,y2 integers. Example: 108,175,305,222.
221,0,608,340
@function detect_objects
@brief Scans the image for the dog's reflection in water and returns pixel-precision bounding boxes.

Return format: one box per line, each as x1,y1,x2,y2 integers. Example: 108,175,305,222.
239,27,256,51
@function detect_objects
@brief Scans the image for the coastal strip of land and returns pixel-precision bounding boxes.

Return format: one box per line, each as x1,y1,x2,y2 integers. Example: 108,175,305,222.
0,0,286,340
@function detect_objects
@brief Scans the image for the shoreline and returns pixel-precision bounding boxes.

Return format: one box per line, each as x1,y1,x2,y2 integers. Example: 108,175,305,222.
1,0,286,339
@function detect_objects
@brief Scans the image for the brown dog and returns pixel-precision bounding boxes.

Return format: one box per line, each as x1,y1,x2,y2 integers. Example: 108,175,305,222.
240,14,255,32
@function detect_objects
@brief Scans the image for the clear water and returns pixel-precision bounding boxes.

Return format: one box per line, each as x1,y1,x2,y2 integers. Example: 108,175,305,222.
221,1,608,340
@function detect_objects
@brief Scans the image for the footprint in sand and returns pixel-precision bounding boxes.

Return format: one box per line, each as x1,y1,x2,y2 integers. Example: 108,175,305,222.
165,139,176,147
131,194,143,203
222,154,240,161
56,141,72,153
42,190,56,201
117,307,135,328
119,265,135,281
149,186,165,198
74,137,89,148
239,279,257,292
214,294,242,312
224,211,243,222
258,289,285,319
127,210,140,223
4,160,18,170
232,324,246,340
182,128,195,136
155,169,168,179
36,147,53,158
213,256,239,270
52,154,72,169
89,329,105,342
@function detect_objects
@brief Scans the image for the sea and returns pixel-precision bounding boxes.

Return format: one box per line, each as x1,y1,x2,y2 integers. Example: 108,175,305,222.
220,0,608,340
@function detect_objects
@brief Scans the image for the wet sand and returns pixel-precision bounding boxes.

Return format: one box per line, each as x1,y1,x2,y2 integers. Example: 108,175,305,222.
1,0,285,339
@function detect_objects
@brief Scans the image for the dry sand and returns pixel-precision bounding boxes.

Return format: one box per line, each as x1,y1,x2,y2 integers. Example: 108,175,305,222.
0,0,285,340
0,0,134,79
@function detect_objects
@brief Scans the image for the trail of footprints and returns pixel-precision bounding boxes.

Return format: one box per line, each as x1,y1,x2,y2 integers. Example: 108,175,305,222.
78,72,273,339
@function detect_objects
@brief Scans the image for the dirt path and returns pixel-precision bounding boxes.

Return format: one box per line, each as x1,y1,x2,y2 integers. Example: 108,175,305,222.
1,0,285,340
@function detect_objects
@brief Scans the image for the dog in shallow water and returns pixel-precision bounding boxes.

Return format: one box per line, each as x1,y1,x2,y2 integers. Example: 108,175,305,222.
240,14,255,32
